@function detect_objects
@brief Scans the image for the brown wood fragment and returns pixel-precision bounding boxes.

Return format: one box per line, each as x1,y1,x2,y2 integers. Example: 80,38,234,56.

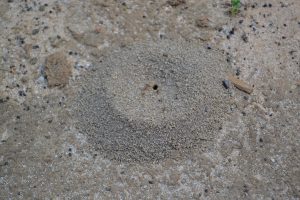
228,75,253,94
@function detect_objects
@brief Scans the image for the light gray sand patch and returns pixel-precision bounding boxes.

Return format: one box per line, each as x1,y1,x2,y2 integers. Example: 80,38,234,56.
71,41,232,162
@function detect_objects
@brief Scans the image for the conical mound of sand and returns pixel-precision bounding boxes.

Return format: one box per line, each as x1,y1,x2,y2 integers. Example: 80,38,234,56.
71,41,231,162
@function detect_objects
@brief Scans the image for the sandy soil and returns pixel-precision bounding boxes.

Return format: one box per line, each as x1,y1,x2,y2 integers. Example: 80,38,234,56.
0,0,299,199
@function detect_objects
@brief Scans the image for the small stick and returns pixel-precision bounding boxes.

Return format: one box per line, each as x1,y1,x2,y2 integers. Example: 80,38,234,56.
228,75,253,94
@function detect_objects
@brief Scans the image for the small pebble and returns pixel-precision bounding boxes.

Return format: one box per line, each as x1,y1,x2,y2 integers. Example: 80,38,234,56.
241,33,248,43
229,28,235,35
32,45,39,49
18,90,27,96
222,80,230,89
236,68,241,76
29,58,38,65
32,29,39,35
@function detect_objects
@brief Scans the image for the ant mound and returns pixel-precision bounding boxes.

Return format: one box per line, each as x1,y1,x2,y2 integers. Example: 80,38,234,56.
71,41,231,162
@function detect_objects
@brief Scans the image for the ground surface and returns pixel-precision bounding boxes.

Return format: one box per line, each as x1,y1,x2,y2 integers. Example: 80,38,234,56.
0,0,299,199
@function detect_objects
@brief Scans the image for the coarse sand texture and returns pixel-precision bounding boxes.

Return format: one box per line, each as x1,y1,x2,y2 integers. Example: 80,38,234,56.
71,41,232,162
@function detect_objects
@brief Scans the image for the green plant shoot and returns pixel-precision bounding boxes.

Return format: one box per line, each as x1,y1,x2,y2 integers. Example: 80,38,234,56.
231,0,240,15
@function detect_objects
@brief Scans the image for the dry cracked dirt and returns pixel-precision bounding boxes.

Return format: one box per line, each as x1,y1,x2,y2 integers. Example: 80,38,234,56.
0,0,300,199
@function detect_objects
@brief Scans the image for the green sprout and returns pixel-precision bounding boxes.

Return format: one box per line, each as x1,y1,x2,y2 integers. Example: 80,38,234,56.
231,0,240,15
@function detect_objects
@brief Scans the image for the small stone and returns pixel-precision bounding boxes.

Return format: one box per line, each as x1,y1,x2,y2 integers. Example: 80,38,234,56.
222,80,230,89
32,45,39,49
45,52,72,88
241,33,248,43
32,29,39,35
236,68,241,76
18,90,27,96
29,57,38,65
167,0,186,7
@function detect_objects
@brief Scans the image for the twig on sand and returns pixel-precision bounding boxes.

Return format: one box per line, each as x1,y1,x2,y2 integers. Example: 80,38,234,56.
228,75,254,94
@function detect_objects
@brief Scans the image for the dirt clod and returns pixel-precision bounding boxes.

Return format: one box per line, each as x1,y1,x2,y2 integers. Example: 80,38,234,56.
195,16,210,28
45,52,72,88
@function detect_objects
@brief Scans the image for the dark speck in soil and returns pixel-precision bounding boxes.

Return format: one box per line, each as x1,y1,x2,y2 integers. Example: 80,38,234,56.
259,138,263,142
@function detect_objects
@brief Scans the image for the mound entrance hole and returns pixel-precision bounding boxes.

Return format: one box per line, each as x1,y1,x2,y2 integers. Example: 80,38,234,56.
152,84,158,90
